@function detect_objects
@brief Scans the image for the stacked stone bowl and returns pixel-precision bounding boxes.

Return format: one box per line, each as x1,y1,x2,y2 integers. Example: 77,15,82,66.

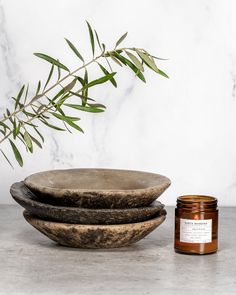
10,169,171,249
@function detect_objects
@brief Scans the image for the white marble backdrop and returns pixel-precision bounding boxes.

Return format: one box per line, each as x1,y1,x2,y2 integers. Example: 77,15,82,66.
0,0,236,205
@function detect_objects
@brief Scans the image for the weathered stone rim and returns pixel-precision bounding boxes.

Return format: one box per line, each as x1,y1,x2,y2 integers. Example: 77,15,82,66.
24,168,171,199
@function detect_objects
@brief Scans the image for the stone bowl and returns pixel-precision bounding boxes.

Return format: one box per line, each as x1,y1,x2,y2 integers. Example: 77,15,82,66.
24,168,171,208
23,209,167,248
11,182,165,225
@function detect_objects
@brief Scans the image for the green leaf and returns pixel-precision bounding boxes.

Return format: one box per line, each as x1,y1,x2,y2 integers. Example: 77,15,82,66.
83,72,117,89
94,30,102,51
29,134,42,149
52,78,77,102
82,68,89,106
135,51,163,76
57,63,61,80
52,88,65,101
55,94,70,111
76,76,85,86
0,121,10,130
86,21,95,56
52,113,81,122
84,68,88,84
69,91,95,103
138,51,169,78
154,67,169,78
151,55,168,60
6,109,13,123
66,120,84,133
17,132,28,150
125,51,144,71
24,84,29,104
110,55,123,67
115,32,128,48
65,38,84,62
15,85,25,110
24,131,33,152
1,148,14,168
39,119,66,131
44,64,54,90
13,122,21,139
64,103,105,113
98,63,117,87
51,113,83,133
64,78,77,92
87,103,106,109
33,126,44,143
9,139,23,167
36,80,41,95
0,149,13,168
113,53,146,82
23,121,38,128
34,53,69,72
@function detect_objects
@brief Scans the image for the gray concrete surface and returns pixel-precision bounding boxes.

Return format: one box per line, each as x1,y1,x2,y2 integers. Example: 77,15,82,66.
0,205,235,295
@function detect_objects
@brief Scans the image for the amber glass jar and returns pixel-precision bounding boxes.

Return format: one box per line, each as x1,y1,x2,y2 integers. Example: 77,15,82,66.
175,195,218,255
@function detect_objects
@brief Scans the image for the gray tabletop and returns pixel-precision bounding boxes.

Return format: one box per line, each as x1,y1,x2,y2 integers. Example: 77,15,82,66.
0,205,235,295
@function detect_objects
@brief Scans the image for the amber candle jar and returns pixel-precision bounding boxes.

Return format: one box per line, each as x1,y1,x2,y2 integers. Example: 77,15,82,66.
175,195,218,255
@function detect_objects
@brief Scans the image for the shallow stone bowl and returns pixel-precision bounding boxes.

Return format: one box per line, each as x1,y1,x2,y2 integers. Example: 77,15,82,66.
24,168,171,208
23,209,167,249
11,182,165,225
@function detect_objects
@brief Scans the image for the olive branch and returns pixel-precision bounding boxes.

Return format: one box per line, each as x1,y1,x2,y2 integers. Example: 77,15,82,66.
0,21,168,167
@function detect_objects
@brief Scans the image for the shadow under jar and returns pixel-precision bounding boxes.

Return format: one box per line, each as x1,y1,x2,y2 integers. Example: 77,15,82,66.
175,195,218,255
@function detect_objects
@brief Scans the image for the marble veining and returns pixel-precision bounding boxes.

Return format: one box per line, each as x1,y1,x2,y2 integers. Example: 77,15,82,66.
1,0,236,206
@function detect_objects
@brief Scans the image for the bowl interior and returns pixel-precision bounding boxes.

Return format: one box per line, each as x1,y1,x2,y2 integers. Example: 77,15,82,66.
25,168,170,191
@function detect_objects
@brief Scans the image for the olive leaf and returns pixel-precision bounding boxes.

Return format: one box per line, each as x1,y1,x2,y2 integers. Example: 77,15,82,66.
65,38,84,62
24,130,33,153
64,104,105,113
43,64,55,91
9,139,23,167
39,119,66,131
136,50,169,78
34,53,69,72
0,149,13,168
95,30,102,51
112,52,146,82
29,134,42,149
86,21,95,56
15,85,25,110
115,32,128,48
36,80,41,95
110,55,123,67
125,51,144,72
82,72,117,89
98,63,117,87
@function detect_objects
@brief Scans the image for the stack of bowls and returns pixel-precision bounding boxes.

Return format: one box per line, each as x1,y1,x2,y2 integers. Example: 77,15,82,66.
10,168,171,249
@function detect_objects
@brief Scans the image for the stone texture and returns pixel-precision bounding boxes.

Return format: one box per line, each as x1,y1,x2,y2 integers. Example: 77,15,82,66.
11,182,165,225
23,209,167,249
24,168,171,208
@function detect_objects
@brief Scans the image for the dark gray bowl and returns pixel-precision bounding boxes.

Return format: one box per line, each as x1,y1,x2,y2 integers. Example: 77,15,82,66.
24,168,171,208
11,182,165,225
23,209,167,248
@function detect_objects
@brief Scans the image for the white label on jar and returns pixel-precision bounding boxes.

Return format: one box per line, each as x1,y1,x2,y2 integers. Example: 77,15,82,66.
180,219,212,243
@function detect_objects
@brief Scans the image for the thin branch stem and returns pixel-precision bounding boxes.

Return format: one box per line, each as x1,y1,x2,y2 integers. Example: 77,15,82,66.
0,52,104,124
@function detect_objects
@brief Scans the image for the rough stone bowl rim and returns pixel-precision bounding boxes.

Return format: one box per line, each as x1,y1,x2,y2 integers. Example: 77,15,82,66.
23,208,167,229
11,181,165,214
24,168,171,198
